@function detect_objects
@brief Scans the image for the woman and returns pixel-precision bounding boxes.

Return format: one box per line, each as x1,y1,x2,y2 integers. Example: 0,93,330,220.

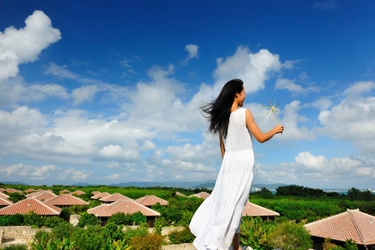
189,79,284,250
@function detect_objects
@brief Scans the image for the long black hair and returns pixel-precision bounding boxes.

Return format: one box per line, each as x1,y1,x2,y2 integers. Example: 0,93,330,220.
200,79,244,139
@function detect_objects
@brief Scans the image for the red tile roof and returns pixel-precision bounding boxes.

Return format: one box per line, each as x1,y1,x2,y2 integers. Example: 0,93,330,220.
0,196,13,206
0,198,61,215
91,192,111,199
24,188,36,193
59,189,71,194
92,191,101,195
0,192,10,199
4,188,23,194
88,199,160,217
134,195,168,206
175,192,186,197
26,190,57,201
44,194,89,206
71,190,86,196
305,209,375,246
99,193,131,202
190,192,211,199
242,201,280,217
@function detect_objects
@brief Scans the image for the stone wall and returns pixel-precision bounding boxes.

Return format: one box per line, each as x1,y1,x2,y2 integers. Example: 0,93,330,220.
0,226,50,248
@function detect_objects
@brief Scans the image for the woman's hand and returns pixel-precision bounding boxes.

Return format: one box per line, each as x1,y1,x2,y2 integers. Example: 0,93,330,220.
274,124,284,135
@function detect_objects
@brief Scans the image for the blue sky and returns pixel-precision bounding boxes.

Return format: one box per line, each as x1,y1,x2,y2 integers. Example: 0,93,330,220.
1,0,375,189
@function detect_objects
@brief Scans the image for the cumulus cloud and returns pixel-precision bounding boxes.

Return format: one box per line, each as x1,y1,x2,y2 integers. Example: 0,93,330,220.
318,96,375,155
0,163,57,181
213,47,282,94
0,10,61,80
255,152,375,188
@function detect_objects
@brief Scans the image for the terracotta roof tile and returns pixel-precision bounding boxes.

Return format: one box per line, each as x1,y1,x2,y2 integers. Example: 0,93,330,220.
242,201,280,217
27,190,57,201
0,198,61,215
175,192,186,197
190,192,211,199
88,199,160,217
92,191,101,195
44,194,89,206
305,209,375,246
134,195,168,206
0,192,10,199
0,196,13,206
99,193,131,202
71,190,86,196
91,192,111,199
4,188,23,194
59,189,70,194
24,188,36,193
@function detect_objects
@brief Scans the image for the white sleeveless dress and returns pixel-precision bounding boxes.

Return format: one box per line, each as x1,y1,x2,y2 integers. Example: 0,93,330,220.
189,108,254,250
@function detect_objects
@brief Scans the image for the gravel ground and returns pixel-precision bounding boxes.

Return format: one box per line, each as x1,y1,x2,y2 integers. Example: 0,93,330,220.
162,243,196,250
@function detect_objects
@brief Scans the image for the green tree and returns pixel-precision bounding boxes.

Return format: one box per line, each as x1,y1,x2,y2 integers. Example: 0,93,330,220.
132,211,146,225
77,212,99,227
265,221,312,250
107,212,133,226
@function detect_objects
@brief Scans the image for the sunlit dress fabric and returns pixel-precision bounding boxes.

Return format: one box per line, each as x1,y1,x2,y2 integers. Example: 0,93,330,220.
189,108,254,250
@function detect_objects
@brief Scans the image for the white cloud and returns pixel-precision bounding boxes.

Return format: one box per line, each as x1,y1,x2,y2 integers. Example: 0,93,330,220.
213,47,282,94
318,96,375,155
275,78,305,93
310,98,333,110
0,163,57,181
344,81,375,96
0,10,61,80
56,168,92,182
182,44,199,65
98,144,141,162
72,85,99,105
255,153,375,189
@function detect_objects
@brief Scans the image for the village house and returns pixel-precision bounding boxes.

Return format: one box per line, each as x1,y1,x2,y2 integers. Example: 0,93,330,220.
0,198,61,216
305,209,375,250
134,195,168,208
242,201,280,220
88,199,160,227
44,194,89,207
99,193,131,203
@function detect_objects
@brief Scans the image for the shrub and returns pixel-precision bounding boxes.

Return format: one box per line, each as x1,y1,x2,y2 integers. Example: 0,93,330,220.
76,212,99,227
240,216,276,249
168,227,195,244
107,212,133,226
70,225,104,250
132,211,146,225
1,245,28,250
43,216,64,228
51,221,76,239
100,222,125,241
265,221,312,250
130,232,164,250
0,214,23,226
23,211,44,227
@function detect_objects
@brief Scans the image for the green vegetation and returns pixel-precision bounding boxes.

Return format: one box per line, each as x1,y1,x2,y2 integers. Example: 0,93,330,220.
1,183,374,249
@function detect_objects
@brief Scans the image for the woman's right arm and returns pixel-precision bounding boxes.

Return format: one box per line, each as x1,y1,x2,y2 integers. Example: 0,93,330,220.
245,109,283,143
219,133,225,158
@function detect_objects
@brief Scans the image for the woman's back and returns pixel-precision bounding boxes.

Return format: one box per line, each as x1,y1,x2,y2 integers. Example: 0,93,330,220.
224,108,253,152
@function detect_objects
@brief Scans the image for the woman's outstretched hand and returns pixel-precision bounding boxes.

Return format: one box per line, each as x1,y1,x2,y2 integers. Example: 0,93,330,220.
275,124,284,135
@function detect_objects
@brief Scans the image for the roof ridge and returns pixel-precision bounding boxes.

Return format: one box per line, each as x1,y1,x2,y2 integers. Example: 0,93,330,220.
34,198,61,214
248,202,280,215
347,209,366,245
